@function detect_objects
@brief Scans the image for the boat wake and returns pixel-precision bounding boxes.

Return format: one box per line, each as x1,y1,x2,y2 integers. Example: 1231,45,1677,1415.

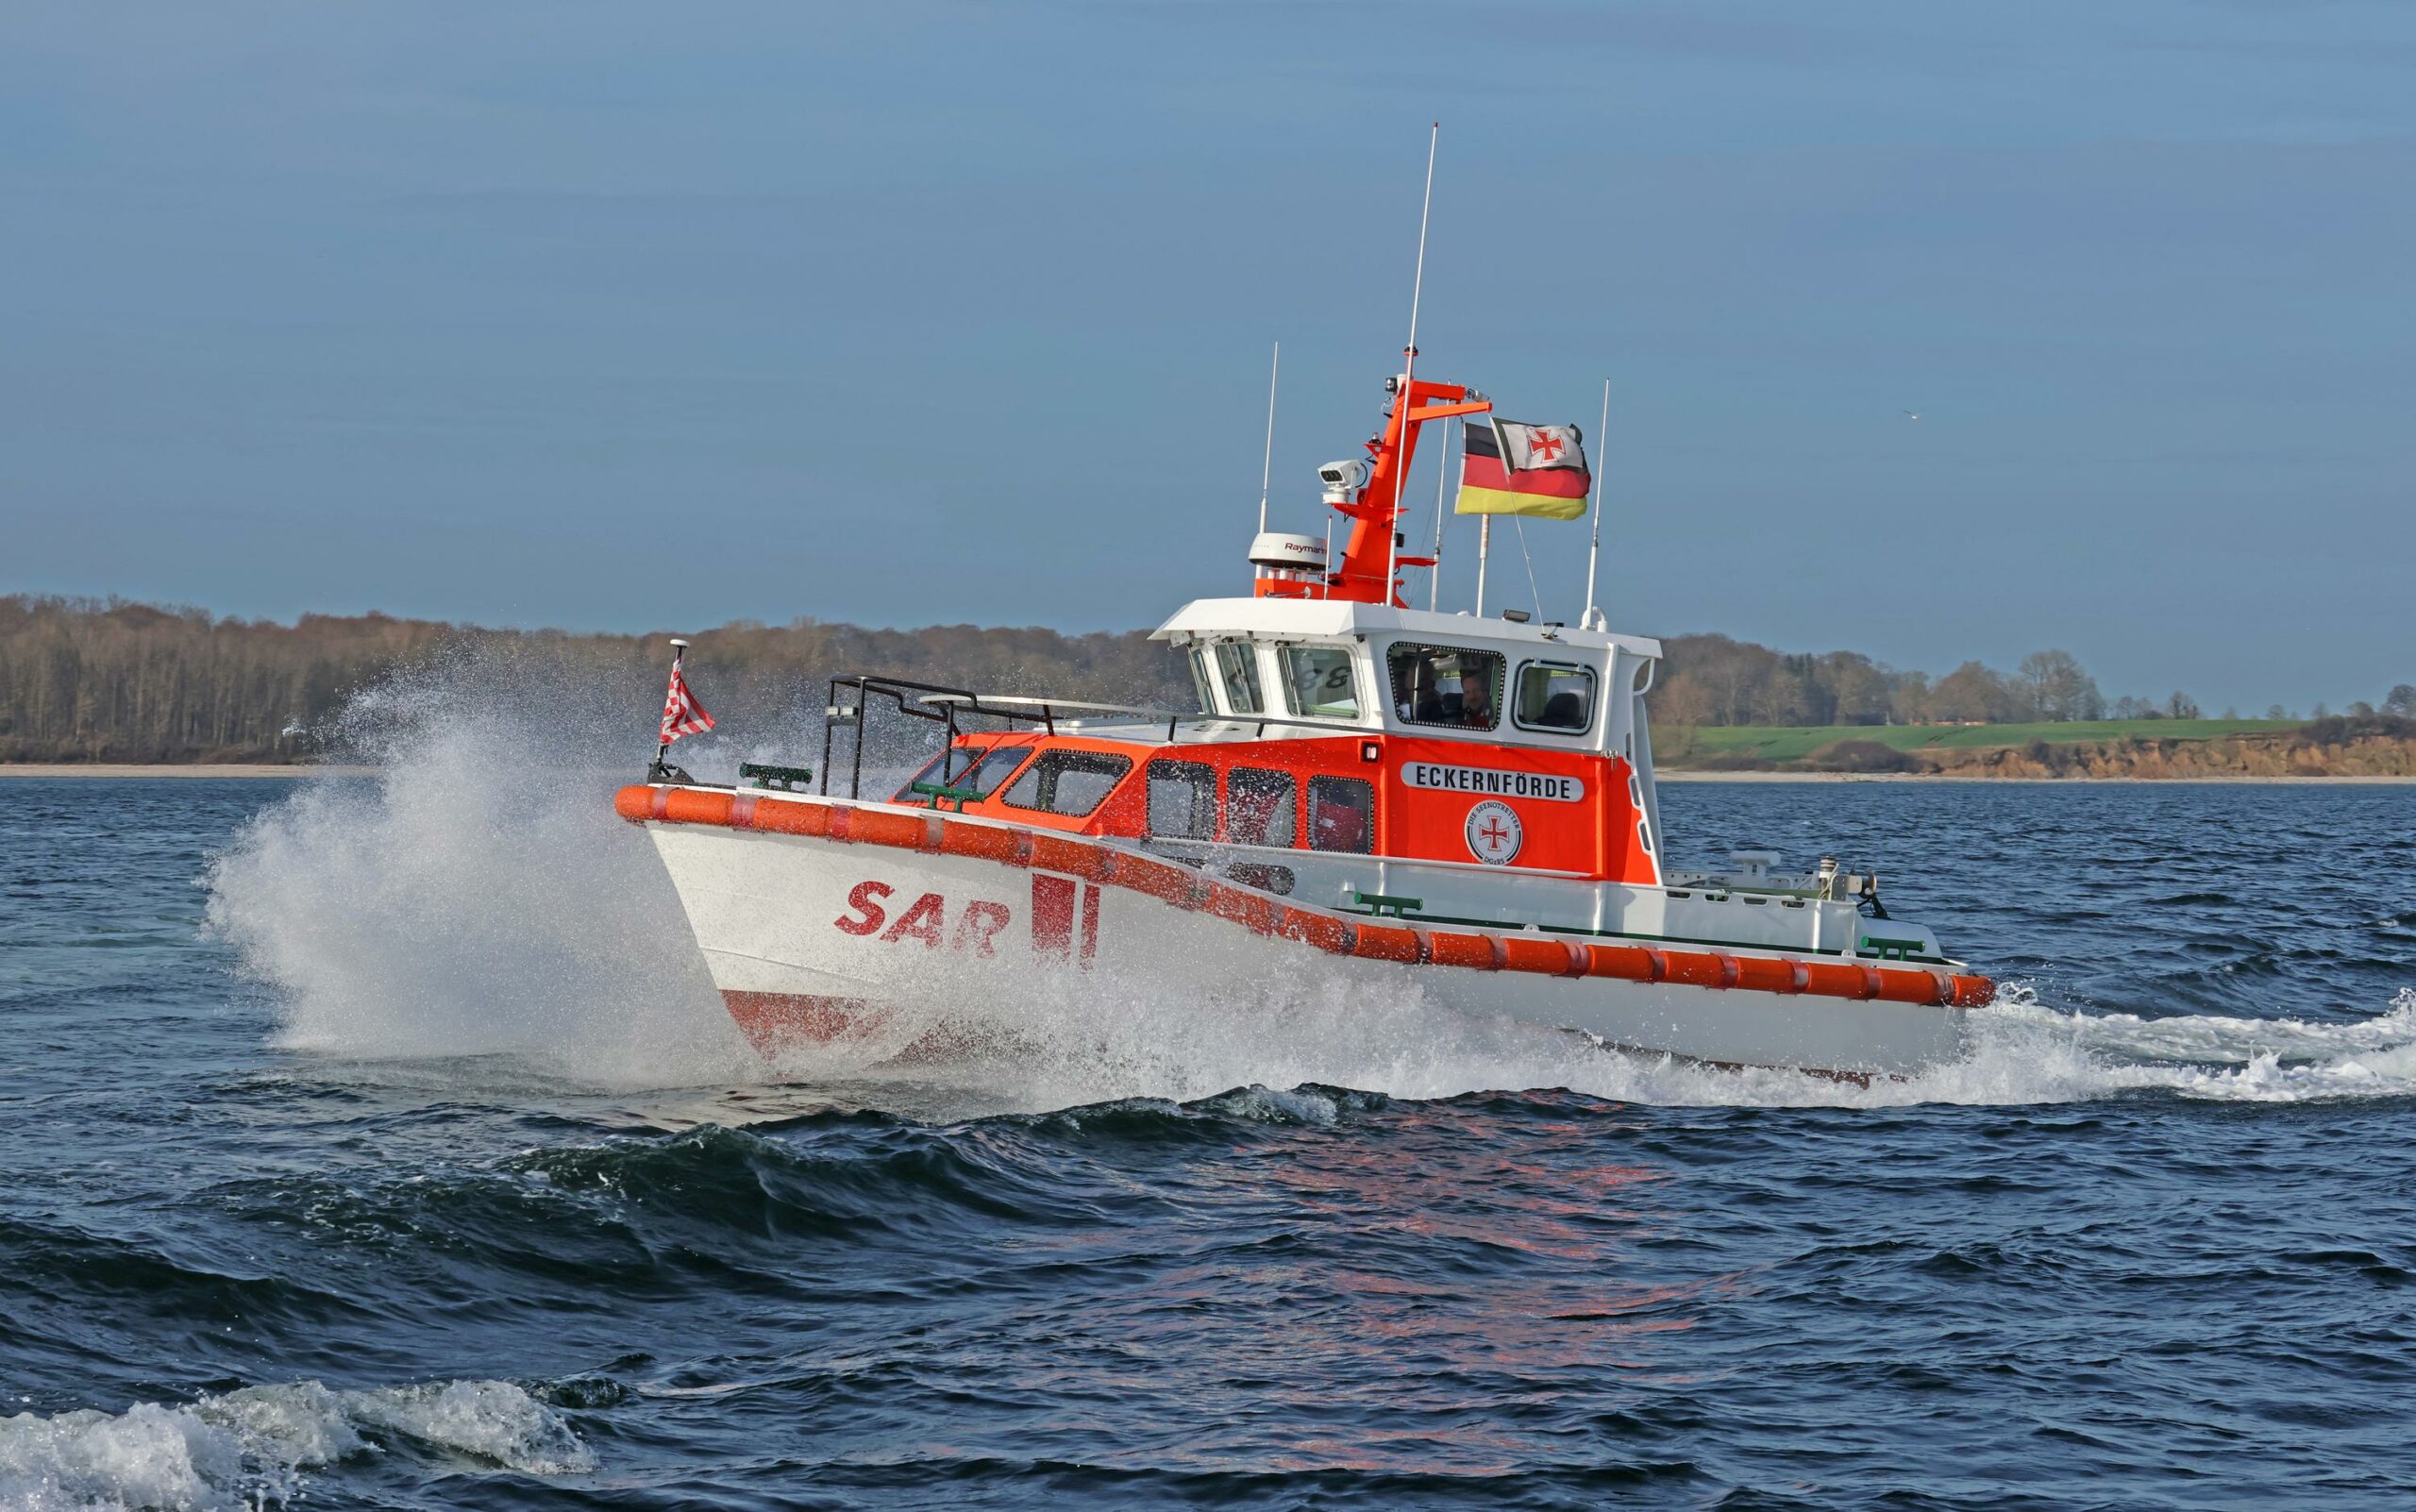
745,970,2416,1116
0,1379,590,1512
205,663,2416,1115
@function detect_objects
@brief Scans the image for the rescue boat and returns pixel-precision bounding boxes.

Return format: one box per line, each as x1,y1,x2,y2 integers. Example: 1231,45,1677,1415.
616,360,1994,1080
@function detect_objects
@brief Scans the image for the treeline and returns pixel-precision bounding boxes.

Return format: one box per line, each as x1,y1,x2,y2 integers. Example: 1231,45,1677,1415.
0,596,1191,763
1650,635,2133,727
4,595,2404,762
1644,634,2413,729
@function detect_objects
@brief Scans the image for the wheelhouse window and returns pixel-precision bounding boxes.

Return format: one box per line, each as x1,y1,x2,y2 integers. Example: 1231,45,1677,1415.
896,743,1031,803
1146,759,1217,839
1386,643,1505,731
1281,646,1360,720
1001,750,1132,818
1513,662,1596,733
1226,767,1296,848
1214,643,1264,715
1307,776,1375,853
1187,648,1216,714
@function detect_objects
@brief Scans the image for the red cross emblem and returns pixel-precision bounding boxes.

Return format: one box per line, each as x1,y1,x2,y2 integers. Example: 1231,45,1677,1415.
1528,429,1566,462
1465,800,1521,864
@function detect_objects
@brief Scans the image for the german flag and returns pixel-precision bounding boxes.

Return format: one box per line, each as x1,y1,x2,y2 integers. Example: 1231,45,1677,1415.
1454,419,1589,520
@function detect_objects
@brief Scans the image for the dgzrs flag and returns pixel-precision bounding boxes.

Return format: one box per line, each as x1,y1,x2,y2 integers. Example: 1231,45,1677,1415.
659,664,715,745
1455,418,1589,520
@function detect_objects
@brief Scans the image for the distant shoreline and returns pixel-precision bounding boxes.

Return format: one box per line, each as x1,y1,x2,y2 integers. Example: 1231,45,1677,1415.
1660,770,2416,785
0,764,374,779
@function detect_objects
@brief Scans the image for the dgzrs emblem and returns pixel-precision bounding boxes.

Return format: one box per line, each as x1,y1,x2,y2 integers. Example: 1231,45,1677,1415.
1464,799,1522,865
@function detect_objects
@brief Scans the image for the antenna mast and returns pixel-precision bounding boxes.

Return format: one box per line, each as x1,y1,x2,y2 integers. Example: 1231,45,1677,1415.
1256,341,1280,534
1582,378,1610,629
1385,122,1439,605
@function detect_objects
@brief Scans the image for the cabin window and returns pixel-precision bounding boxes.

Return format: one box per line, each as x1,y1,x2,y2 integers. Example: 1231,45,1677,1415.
1513,662,1596,733
1146,759,1218,839
1226,767,1296,848
1281,646,1361,720
1386,643,1505,731
1187,648,1216,714
895,743,1031,803
1000,750,1132,818
1214,643,1264,714
1307,776,1376,853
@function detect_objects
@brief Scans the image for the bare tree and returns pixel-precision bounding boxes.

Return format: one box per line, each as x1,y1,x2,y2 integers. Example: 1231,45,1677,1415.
2015,650,2105,721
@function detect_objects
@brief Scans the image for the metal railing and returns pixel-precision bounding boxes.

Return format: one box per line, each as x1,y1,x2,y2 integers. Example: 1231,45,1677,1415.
818,675,1367,800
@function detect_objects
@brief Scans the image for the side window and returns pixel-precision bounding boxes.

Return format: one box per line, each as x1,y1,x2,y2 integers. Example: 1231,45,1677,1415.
1188,648,1216,714
1001,750,1133,818
1226,767,1296,848
1514,662,1596,733
1307,776,1375,854
1386,644,1505,731
1281,646,1360,720
1214,643,1264,714
1146,759,1217,839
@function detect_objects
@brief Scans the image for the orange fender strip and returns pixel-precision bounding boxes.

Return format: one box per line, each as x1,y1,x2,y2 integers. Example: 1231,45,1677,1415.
613,785,1995,1010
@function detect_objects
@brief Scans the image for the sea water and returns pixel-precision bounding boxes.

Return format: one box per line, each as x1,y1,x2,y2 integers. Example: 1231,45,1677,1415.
2,756,2411,1508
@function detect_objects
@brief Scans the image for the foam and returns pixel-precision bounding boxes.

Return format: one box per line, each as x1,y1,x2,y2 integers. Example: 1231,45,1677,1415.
0,1379,590,1511
205,648,756,1090
799,967,2416,1115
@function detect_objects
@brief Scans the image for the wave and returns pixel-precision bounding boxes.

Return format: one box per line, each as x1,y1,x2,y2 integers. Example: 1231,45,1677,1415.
0,1378,590,1511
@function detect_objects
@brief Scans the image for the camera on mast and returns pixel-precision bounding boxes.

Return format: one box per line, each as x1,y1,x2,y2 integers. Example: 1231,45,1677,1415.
1317,458,1371,502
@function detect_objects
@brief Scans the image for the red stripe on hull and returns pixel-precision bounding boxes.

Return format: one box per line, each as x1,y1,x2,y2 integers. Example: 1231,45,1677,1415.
720,989,889,1054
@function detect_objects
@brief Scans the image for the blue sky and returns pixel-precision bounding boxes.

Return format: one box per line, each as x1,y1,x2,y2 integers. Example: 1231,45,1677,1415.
3,1,2410,711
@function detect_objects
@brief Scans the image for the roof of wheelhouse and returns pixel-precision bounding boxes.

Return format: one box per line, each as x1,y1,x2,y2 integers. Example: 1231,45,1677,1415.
1151,597,1663,662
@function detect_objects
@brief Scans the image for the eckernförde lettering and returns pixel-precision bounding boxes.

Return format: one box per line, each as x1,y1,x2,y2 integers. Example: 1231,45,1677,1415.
1401,763,1585,802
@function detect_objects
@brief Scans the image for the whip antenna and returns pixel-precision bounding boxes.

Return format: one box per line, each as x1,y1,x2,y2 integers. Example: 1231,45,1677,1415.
1582,378,1610,630
1256,341,1279,534
1387,122,1439,604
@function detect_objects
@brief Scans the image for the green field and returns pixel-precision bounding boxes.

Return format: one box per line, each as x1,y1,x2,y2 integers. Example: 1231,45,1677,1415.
1666,718,2297,764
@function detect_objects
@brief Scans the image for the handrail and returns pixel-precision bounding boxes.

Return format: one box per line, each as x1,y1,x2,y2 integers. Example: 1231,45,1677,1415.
917,691,1366,741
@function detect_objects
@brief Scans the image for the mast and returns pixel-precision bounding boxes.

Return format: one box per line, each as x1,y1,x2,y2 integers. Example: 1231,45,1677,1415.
1386,125,1438,600
1253,128,1491,606
1582,378,1610,628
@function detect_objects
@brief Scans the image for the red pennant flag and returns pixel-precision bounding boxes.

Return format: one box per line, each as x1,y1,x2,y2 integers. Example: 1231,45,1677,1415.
659,662,714,745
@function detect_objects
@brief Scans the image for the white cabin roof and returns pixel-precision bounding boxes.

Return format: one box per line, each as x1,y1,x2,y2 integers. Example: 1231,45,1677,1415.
1151,597,1662,662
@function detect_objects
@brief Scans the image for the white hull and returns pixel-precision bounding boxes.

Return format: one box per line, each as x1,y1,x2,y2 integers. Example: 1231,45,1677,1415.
638,804,1969,1080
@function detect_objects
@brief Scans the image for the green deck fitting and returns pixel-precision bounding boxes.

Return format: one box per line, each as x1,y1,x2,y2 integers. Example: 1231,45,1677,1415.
739,762,815,792
1348,890,1426,917
908,779,982,812
1859,936,1924,961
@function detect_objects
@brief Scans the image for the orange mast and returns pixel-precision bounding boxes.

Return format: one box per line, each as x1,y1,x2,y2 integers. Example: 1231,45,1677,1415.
1264,368,1489,606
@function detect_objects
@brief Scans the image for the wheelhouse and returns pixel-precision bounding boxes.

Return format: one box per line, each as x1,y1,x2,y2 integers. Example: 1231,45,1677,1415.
831,597,1669,888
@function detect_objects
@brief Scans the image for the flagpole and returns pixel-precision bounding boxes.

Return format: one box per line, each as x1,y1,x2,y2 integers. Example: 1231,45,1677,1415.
1475,517,1491,617
652,637,690,780
1427,418,1452,612
1387,122,1438,608
1582,378,1610,630
1257,341,1279,535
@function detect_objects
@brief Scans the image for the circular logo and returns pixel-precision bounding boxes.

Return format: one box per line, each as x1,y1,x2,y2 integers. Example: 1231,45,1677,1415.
1465,800,1522,865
